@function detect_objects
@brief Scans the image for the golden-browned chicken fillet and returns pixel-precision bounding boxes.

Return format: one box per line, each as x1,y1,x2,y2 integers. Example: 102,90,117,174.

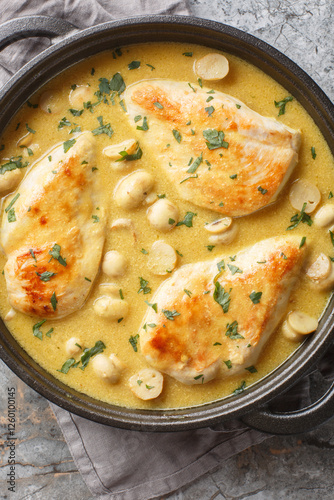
124,80,301,217
140,236,306,384
1,132,106,318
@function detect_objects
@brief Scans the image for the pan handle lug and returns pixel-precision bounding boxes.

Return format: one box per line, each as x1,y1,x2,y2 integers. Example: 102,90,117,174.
241,380,334,434
0,15,78,51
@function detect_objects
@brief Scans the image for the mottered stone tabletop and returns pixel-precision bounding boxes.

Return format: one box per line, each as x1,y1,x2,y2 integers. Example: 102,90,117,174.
1,1,334,499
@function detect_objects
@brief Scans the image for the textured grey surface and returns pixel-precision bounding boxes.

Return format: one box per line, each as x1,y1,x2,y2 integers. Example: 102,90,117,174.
0,1,334,499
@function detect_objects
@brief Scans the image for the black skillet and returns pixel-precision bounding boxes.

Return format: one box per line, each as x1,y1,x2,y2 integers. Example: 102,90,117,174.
0,15,334,433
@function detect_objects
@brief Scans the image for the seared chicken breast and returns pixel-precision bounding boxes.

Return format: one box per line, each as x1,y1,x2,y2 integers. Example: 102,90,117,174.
140,236,306,384
124,80,301,217
1,132,106,318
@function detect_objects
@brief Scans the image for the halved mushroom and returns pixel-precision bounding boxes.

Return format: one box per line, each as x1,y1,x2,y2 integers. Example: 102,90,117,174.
287,311,318,335
314,204,334,227
114,170,154,209
102,250,127,277
205,217,233,234
39,90,62,114
306,253,331,282
282,320,304,342
110,218,137,242
103,139,137,168
194,53,229,81
146,198,179,232
0,169,25,194
4,308,16,321
17,132,33,148
129,368,163,400
208,223,238,245
92,353,125,383
69,85,95,109
147,240,177,275
65,337,82,356
289,179,321,214
93,296,129,320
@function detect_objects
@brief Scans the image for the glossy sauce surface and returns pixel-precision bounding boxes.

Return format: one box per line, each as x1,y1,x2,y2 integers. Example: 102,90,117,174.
0,42,333,409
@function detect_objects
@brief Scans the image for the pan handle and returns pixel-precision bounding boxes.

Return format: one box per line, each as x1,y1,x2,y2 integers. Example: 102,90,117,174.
241,380,334,434
0,15,78,51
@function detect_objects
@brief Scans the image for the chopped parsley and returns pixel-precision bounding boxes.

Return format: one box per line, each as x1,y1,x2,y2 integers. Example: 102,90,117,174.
227,264,243,275
116,144,142,162
29,249,37,261
129,334,139,352
119,289,124,300
134,115,142,123
311,146,316,159
184,289,192,297
248,291,262,305
213,282,231,313
37,271,56,282
236,104,241,109
233,381,246,395
329,191,333,199
138,277,151,294
146,64,155,71
145,301,158,312
0,156,28,176
206,245,215,251
92,116,113,137
286,202,313,230
50,291,57,311
176,212,197,228
7,208,16,222
48,244,67,266
225,320,244,340
257,186,268,195
180,174,198,184
274,96,293,116
162,309,180,321
205,105,215,116
217,260,225,271
128,60,141,70
33,319,47,340
80,340,106,369
198,78,203,87
182,52,193,56
26,123,36,134
59,358,77,374
203,129,229,150
141,248,148,254
109,72,126,94
69,108,84,116
92,215,100,223
5,193,20,213
245,365,258,373
154,101,164,109
172,129,182,143
224,360,232,369
300,236,306,248
58,117,71,129
63,139,76,153
230,174,237,179
187,153,202,173
136,116,149,131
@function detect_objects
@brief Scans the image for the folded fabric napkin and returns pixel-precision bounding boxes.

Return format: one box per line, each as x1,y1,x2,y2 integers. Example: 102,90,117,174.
1,1,334,499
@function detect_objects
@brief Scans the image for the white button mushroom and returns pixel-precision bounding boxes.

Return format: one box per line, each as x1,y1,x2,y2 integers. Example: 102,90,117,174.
92,353,125,383
4,308,16,321
288,311,318,335
194,53,229,81
289,179,321,214
102,250,127,277
208,223,238,245
17,132,33,148
103,139,137,167
204,217,233,234
69,85,95,109
282,320,304,342
306,253,331,282
0,168,25,194
129,368,164,400
146,198,179,232
39,90,62,114
147,240,177,275
65,337,82,356
110,218,137,242
93,296,129,320
114,170,155,209
314,204,334,227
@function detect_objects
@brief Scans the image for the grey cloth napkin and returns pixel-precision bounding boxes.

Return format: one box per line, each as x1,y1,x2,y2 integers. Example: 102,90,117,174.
1,2,334,499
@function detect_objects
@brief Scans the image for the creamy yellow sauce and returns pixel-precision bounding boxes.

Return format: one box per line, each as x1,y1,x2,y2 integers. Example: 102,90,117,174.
0,42,333,410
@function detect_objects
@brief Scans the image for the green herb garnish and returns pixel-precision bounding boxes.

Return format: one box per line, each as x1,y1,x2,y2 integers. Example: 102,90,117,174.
213,282,231,313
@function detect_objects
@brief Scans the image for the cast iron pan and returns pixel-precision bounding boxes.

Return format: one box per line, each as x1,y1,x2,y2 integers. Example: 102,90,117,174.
0,15,334,434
